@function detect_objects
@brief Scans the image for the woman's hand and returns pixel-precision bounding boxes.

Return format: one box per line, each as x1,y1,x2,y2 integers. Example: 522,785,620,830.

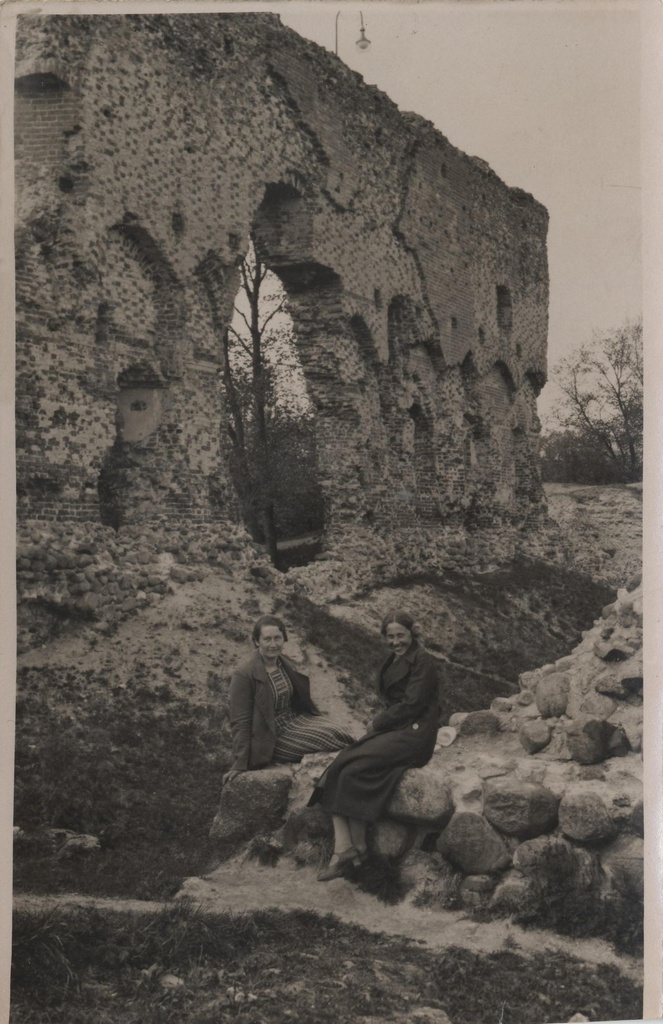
222,769,245,787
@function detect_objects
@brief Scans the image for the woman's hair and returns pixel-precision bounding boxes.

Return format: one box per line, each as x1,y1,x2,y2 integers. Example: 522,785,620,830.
251,615,288,645
380,611,421,638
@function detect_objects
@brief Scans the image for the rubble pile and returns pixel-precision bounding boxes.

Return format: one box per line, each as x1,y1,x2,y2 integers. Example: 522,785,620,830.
207,577,643,921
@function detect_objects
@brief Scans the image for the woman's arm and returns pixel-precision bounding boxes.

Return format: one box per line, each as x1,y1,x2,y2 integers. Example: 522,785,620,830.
371,653,439,732
228,669,254,771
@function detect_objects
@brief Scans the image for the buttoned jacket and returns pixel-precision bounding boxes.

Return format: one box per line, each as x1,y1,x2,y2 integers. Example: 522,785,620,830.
229,652,319,771
371,642,440,733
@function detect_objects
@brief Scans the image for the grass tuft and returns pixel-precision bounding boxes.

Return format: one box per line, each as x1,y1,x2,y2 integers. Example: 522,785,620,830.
10,903,642,1024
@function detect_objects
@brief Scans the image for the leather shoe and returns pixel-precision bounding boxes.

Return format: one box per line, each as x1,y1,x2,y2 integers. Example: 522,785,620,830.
317,846,359,881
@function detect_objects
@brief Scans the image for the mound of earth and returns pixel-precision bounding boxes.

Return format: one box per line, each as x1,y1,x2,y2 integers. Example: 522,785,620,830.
544,483,642,588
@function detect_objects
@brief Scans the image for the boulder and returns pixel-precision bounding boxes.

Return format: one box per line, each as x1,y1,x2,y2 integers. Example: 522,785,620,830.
209,768,292,856
610,707,643,753
606,726,630,758
489,870,533,913
408,1009,453,1024
457,711,500,736
54,834,101,859
630,799,644,837
519,719,551,754
370,819,417,858
535,674,570,718
483,777,559,839
625,572,642,592
600,834,644,897
387,765,454,828
565,718,614,764
578,693,617,719
281,805,333,851
491,697,516,713
436,813,511,874
461,874,496,893
402,850,463,909
559,791,617,844
513,835,601,891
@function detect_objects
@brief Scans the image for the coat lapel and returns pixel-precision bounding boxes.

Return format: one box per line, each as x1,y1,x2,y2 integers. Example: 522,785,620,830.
250,654,277,732
380,644,417,693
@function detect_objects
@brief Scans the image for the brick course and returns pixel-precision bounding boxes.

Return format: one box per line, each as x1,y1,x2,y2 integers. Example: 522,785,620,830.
15,12,552,615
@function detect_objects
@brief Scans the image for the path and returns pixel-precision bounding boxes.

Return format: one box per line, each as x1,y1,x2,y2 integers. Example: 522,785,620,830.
177,859,643,984
14,870,643,987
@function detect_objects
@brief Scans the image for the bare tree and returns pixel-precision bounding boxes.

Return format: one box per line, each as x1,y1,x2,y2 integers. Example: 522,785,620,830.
549,318,643,483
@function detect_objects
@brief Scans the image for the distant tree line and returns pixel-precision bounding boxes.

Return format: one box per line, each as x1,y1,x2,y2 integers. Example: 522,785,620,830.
540,318,643,485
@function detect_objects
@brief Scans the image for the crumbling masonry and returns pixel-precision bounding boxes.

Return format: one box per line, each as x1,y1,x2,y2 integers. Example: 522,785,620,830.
15,13,552,627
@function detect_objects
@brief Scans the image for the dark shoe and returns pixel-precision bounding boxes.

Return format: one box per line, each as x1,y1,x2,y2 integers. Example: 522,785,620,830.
317,846,359,882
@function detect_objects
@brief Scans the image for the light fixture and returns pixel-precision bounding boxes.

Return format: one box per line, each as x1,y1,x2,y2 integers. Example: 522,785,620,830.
356,11,371,50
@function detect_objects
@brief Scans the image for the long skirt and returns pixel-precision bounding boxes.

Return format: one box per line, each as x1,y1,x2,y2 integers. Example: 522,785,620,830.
308,717,438,822
272,714,355,764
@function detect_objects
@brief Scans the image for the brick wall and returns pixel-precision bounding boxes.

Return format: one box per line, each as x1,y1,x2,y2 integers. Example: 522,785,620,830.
15,12,550,582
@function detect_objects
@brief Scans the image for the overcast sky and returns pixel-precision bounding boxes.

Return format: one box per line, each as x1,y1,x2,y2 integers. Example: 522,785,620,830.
279,1,642,421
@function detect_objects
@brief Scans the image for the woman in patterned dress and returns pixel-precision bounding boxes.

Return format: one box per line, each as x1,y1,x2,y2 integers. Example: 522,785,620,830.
222,616,355,786
309,611,440,881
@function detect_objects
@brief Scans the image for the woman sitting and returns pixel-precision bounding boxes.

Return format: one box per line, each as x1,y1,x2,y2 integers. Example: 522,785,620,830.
222,615,355,786
309,611,440,881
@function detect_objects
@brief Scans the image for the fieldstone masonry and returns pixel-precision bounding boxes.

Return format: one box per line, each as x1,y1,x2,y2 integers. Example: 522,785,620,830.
207,579,643,924
15,12,550,603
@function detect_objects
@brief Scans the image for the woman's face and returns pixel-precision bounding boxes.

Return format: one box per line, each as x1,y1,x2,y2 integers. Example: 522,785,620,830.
256,625,285,660
384,621,413,657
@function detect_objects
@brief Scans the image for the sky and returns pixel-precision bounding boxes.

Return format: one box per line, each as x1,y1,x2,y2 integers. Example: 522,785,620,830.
278,1,643,421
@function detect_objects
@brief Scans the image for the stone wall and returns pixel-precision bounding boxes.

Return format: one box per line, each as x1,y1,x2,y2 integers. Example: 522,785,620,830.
15,12,550,575
208,578,643,928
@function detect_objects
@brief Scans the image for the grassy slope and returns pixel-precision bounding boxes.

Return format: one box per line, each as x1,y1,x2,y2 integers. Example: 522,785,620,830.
288,556,614,723
13,554,614,901
11,904,642,1024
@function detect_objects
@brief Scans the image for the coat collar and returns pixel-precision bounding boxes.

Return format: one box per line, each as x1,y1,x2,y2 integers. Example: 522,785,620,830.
381,641,420,683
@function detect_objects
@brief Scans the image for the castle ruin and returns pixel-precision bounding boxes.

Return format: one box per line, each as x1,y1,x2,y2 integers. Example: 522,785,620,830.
15,13,551,617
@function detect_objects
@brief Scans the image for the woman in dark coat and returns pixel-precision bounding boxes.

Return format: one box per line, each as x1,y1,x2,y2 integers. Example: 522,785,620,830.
222,616,355,786
309,611,440,880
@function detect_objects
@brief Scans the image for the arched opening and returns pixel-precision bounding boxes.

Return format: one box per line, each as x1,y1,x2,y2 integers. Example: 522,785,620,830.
221,236,325,569
110,220,184,378
98,362,166,530
496,285,513,333
409,402,439,522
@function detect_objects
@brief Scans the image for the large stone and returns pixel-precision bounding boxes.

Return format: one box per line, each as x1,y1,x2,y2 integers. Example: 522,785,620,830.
611,706,643,753
606,726,630,758
387,766,454,828
457,710,500,736
519,719,551,754
600,835,644,897
279,805,334,868
408,1009,453,1024
559,791,616,844
565,718,614,764
483,777,559,839
578,692,617,719
630,799,644,837
436,813,511,874
370,819,418,858
489,871,533,914
513,835,601,891
402,850,463,909
535,674,570,718
209,768,292,856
